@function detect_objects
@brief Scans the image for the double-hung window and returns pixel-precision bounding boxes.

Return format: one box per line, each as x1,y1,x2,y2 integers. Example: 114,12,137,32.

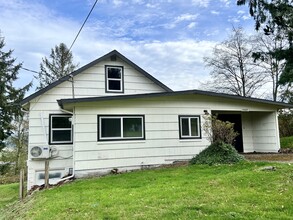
179,115,201,139
49,114,73,144
98,115,145,141
105,65,124,93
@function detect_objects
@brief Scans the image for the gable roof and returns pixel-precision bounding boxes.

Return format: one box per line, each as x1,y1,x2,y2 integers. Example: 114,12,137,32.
57,89,293,109
20,50,172,105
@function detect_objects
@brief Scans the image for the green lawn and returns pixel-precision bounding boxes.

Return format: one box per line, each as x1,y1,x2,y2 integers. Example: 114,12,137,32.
2,162,293,220
280,136,293,149
0,183,19,210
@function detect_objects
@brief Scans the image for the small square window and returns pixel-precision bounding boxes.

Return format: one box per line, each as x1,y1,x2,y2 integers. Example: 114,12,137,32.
49,114,73,144
105,66,124,93
179,115,201,139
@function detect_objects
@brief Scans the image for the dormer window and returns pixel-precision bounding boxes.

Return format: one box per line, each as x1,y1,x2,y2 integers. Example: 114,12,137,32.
105,65,124,93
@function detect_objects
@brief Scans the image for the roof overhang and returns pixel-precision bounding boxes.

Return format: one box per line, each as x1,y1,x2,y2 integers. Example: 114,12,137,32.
57,89,293,110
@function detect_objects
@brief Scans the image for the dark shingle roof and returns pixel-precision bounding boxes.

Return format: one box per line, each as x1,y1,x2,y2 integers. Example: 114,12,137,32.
57,89,293,109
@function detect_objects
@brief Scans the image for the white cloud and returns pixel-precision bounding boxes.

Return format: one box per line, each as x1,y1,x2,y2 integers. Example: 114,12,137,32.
2,0,259,94
187,22,197,29
220,0,230,7
191,0,210,8
237,10,246,14
242,15,251,20
0,0,217,93
146,3,159,8
211,10,220,15
165,13,199,29
113,0,123,7
175,13,199,22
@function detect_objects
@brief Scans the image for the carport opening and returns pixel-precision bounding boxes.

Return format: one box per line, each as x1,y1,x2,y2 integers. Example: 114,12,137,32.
214,113,244,153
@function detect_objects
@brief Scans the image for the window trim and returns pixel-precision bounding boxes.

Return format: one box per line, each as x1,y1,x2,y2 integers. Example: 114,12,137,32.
105,65,124,93
97,115,145,141
178,115,201,139
49,114,73,145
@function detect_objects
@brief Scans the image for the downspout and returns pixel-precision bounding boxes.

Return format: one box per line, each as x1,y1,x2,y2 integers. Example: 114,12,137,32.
69,74,75,99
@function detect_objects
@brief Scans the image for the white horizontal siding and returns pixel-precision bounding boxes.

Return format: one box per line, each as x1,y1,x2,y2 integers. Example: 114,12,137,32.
75,146,203,161
251,112,279,152
73,97,210,173
74,155,194,172
26,55,169,189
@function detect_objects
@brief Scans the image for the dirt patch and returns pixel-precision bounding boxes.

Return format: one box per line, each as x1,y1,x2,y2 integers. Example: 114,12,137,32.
243,153,293,162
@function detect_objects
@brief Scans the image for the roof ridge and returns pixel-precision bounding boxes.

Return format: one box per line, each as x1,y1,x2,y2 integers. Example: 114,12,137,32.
20,50,172,105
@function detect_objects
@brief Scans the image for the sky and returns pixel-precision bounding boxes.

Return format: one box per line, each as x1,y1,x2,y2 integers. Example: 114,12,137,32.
0,0,256,94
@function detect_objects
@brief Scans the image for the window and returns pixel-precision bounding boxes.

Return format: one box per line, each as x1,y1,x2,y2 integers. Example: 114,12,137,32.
105,65,124,93
49,114,73,144
98,115,145,141
179,115,201,139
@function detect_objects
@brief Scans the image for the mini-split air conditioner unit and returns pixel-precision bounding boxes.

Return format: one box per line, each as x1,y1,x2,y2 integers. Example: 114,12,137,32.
30,146,50,159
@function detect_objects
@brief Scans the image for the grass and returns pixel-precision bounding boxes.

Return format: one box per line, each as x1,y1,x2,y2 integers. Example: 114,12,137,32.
280,136,293,149
0,183,19,210
1,161,293,220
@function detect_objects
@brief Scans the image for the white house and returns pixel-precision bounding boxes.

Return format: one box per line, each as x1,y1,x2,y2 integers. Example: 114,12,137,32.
20,50,293,190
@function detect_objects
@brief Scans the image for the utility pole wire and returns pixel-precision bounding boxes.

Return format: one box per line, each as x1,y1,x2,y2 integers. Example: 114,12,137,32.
20,0,99,74
68,0,99,52
20,67,39,74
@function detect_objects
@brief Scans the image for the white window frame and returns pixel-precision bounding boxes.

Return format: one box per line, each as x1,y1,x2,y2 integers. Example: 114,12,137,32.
98,115,145,141
179,115,201,139
105,65,124,93
49,114,73,145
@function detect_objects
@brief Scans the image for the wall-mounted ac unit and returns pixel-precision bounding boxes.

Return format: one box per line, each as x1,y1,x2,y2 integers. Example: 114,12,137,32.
30,146,50,159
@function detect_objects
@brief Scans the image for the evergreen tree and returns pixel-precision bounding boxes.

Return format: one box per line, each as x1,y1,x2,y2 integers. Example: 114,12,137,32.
0,34,31,151
237,0,293,88
36,43,78,90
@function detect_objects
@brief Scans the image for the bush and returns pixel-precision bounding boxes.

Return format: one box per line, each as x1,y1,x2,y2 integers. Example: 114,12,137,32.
0,163,11,175
203,115,238,145
190,142,245,165
0,174,20,184
280,136,293,149
278,110,293,137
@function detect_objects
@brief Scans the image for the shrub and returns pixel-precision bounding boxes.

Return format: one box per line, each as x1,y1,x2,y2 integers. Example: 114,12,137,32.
0,174,20,184
278,110,293,137
0,163,11,175
203,115,238,145
190,141,245,165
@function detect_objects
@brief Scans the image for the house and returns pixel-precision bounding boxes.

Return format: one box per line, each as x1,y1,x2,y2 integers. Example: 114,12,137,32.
21,50,293,189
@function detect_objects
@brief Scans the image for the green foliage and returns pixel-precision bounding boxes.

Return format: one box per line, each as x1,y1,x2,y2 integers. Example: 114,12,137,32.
237,0,293,87
190,142,245,165
0,34,31,152
2,163,293,219
203,115,239,145
36,43,78,90
278,110,293,137
6,115,29,175
0,163,11,175
0,175,20,185
280,136,293,149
